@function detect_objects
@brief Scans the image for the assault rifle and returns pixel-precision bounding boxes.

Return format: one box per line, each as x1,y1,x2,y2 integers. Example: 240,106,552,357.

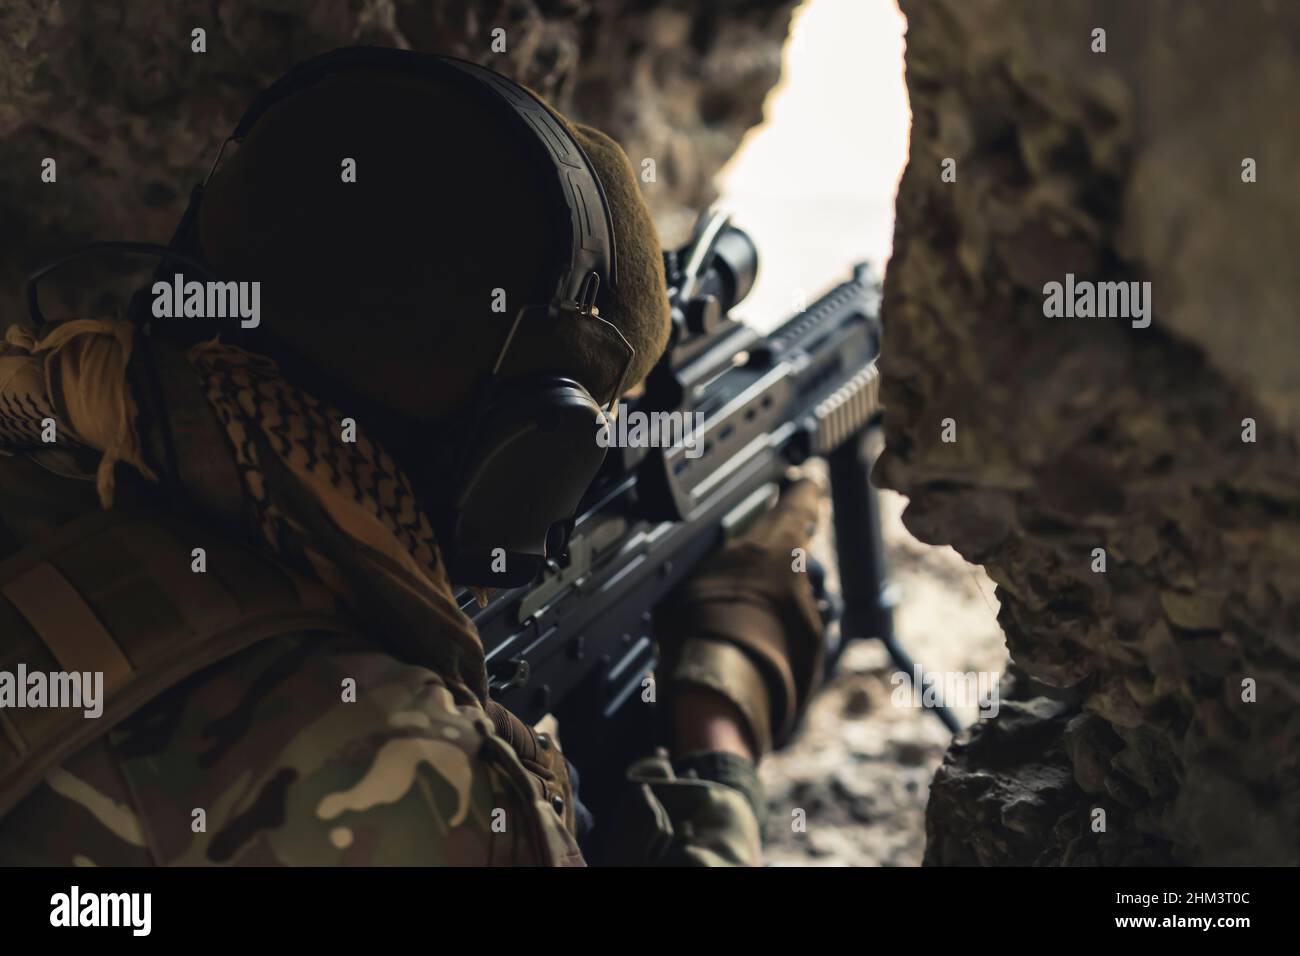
460,211,959,847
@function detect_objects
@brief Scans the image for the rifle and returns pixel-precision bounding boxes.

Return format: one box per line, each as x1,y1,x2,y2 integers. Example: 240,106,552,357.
459,211,959,846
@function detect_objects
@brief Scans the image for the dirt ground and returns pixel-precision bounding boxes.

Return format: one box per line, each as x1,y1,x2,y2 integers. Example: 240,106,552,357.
759,481,1008,866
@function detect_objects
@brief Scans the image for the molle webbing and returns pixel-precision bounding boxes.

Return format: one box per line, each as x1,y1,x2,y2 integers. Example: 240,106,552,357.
0,507,355,818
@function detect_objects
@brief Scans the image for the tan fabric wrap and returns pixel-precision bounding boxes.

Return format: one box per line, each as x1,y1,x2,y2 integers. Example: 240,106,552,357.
0,320,156,507
656,479,826,755
668,632,777,758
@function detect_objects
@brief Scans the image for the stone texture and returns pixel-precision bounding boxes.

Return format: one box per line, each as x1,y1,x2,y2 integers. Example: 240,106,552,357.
762,483,1006,867
924,666,1178,866
0,0,796,321
881,0,1300,865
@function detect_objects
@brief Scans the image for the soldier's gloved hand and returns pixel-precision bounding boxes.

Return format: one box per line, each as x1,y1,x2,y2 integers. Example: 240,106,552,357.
484,699,577,834
654,478,826,759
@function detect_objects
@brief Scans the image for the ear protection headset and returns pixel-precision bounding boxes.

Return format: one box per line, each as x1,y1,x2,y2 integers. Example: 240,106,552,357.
25,47,635,589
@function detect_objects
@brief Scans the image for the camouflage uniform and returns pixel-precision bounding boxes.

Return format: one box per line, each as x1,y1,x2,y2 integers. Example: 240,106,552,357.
0,55,779,867
0,454,762,866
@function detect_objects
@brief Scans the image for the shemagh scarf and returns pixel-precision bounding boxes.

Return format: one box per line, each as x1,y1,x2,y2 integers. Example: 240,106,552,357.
0,317,489,703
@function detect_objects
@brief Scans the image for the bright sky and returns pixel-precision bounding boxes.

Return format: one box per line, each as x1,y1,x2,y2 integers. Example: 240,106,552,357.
715,0,910,331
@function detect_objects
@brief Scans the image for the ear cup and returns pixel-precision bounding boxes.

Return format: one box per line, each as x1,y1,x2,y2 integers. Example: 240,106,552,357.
444,376,608,586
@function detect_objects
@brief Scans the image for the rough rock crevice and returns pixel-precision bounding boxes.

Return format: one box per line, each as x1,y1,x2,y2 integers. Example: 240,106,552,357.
0,0,796,320
882,0,1300,865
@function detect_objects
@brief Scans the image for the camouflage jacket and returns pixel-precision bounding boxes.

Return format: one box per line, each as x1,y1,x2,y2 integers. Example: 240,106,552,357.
0,456,761,866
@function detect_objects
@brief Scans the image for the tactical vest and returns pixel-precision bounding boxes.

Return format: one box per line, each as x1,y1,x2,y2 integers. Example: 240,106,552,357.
0,504,353,819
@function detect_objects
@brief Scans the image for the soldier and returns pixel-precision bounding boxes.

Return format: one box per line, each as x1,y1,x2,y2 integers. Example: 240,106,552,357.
0,49,824,866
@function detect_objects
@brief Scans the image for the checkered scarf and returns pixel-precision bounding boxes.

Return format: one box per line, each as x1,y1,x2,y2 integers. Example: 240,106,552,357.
0,318,488,702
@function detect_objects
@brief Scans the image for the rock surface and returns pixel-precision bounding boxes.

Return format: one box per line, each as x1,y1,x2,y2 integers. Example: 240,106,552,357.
880,0,1300,865
762,486,1006,867
0,0,796,320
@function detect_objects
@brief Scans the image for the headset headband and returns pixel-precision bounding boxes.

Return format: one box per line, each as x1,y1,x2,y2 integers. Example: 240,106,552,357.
22,48,631,587
226,47,617,315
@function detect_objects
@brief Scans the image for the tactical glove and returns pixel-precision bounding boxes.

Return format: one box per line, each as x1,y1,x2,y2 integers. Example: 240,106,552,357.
485,699,577,835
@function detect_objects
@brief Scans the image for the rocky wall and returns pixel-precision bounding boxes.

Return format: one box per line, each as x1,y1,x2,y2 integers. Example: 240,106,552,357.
0,0,796,320
879,0,1300,865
